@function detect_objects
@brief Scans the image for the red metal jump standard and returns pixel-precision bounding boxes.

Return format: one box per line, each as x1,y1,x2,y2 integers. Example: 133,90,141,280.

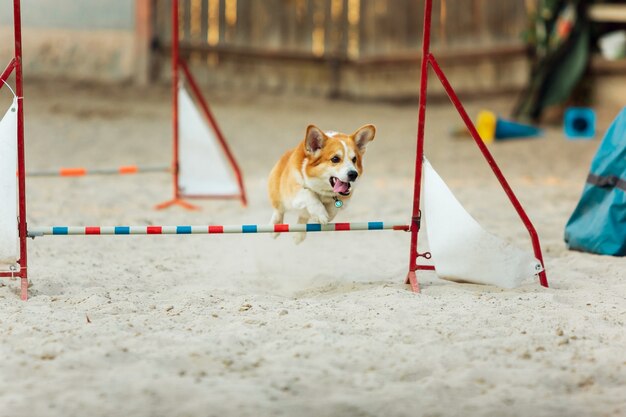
405,0,549,292
155,0,247,210
0,0,28,300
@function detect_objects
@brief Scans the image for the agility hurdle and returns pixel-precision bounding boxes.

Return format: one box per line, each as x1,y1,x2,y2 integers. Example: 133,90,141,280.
18,0,247,209
404,0,549,292
25,165,170,177
0,0,27,300
27,222,410,238
155,0,246,210
0,0,550,301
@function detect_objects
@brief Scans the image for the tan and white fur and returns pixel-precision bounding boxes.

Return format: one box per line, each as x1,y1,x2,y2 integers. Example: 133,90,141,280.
268,124,376,243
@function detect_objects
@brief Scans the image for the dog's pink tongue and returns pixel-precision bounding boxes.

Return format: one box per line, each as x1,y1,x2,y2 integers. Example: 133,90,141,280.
333,179,349,193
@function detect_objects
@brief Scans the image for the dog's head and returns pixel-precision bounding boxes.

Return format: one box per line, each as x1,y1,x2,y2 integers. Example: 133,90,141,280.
301,124,376,197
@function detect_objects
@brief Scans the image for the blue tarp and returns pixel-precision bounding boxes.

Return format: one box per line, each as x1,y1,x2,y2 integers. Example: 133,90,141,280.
565,107,626,256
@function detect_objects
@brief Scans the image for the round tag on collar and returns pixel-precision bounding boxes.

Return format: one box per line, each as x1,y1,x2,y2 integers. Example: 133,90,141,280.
334,197,343,208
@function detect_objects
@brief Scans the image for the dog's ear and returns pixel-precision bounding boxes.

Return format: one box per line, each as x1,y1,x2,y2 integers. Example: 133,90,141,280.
305,125,327,155
352,124,376,153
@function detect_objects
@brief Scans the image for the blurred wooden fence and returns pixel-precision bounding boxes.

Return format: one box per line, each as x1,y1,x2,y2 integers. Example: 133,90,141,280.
152,0,530,98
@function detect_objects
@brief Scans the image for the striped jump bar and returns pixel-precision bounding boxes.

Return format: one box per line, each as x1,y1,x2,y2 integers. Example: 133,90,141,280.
25,165,170,177
28,222,410,237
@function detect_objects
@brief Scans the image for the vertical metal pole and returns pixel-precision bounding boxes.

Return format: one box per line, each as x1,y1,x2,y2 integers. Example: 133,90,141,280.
405,0,433,293
155,0,199,211
172,0,180,200
14,0,28,300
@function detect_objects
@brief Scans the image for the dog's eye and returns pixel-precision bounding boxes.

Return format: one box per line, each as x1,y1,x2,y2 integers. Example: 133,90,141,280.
352,157,357,163
331,156,340,163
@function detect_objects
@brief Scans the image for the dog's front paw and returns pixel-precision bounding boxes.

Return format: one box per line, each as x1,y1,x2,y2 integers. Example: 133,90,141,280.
310,211,329,225
293,231,306,244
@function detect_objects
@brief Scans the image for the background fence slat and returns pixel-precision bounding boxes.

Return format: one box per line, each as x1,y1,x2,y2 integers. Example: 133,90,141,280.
153,0,529,98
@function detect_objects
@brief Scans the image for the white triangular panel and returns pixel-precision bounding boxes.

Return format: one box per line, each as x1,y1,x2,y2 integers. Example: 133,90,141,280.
0,98,19,271
178,86,239,197
422,159,543,288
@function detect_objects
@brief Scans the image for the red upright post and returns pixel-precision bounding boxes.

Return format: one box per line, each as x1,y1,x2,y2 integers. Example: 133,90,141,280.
0,0,28,300
405,0,434,293
405,0,548,291
15,0,28,300
155,0,247,210
155,0,200,210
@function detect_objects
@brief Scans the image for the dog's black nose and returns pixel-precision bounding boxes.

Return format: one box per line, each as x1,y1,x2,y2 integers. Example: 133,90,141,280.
347,170,358,181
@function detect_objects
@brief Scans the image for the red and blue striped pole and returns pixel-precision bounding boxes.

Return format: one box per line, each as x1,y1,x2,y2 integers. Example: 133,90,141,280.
28,222,410,237
25,165,170,177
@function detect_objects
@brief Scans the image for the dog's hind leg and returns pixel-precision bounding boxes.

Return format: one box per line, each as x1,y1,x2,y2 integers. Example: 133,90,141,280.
270,209,284,239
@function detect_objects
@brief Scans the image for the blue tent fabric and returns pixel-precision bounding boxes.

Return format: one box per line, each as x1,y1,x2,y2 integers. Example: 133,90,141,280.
565,107,626,256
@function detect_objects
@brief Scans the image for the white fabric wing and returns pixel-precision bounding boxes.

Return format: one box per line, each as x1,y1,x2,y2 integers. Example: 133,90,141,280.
0,98,19,271
423,159,543,288
178,86,239,197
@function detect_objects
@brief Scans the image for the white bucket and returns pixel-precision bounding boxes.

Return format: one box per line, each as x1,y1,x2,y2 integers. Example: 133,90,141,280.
599,30,626,61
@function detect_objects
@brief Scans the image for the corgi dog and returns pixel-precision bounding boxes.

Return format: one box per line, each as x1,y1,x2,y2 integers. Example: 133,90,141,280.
268,124,376,243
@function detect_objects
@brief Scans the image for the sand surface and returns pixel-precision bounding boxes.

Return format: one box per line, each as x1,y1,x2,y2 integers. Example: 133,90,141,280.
0,82,624,417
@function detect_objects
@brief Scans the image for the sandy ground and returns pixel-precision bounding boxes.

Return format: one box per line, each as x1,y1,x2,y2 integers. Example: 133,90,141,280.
0,81,624,417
